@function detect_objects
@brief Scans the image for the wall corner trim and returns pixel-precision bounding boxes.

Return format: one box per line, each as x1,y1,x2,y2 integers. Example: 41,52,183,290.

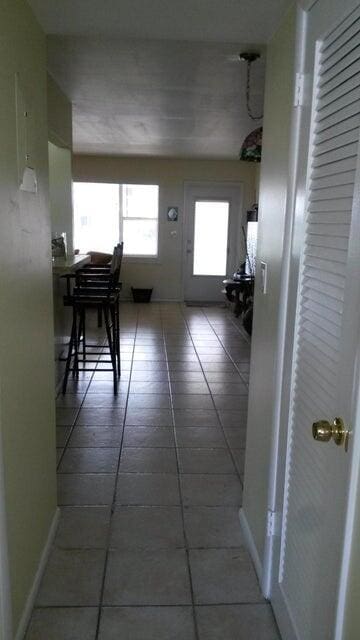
15,508,60,640
239,508,263,585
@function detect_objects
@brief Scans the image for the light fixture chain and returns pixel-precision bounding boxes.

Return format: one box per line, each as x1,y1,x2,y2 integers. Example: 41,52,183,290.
246,61,263,121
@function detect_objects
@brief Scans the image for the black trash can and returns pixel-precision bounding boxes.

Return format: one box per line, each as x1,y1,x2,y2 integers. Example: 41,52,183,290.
131,287,153,303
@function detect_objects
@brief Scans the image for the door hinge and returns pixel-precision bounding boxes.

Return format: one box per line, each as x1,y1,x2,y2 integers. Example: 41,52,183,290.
294,73,305,107
267,510,282,537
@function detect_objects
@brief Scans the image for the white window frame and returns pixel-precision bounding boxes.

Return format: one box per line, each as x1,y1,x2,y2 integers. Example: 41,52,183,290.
119,184,160,261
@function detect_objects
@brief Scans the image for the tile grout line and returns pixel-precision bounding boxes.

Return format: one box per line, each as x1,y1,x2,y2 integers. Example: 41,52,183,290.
179,305,245,488
178,303,247,635
201,307,250,388
55,335,108,470
161,303,201,640
94,308,140,640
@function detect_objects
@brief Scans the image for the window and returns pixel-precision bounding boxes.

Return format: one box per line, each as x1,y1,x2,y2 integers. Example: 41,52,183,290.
73,182,159,258
120,184,159,256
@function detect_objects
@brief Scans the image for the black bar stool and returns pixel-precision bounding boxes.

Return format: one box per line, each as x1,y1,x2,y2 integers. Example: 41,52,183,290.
62,243,123,394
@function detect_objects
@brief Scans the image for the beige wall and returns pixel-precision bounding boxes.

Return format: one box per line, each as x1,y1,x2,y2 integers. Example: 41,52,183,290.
0,0,57,631
242,5,297,566
73,155,257,299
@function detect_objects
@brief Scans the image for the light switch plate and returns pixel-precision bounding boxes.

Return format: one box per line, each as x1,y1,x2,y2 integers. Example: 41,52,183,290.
260,261,267,294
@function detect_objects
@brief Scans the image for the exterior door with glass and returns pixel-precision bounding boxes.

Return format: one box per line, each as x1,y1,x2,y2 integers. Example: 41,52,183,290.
183,183,243,302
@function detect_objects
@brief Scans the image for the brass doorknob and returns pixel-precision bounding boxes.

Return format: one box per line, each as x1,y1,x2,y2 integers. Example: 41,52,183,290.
312,417,349,451
312,420,332,442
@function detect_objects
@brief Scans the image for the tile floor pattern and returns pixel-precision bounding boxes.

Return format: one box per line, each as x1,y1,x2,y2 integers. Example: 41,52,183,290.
26,303,280,640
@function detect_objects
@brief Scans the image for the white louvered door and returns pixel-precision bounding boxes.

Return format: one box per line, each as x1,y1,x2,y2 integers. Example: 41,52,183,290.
272,2,360,639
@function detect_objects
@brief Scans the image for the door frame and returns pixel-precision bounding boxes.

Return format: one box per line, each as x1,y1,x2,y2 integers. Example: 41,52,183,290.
182,181,244,302
264,2,360,639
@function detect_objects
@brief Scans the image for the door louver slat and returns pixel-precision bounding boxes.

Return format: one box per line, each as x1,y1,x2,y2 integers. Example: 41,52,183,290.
305,234,349,250
303,287,344,313
315,116,360,145
319,47,360,86
303,266,345,288
304,254,346,276
316,88,360,122
321,32,360,75
312,142,357,167
302,297,343,325
303,278,344,302
311,155,357,178
309,184,354,200
313,128,358,155
310,169,356,189
320,5,360,57
315,100,360,133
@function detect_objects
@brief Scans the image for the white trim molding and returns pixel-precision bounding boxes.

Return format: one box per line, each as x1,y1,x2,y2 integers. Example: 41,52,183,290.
15,508,60,640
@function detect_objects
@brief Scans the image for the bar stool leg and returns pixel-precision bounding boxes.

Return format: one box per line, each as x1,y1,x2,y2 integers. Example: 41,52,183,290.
116,298,121,376
104,304,117,395
82,307,86,362
73,306,80,379
110,303,119,378
63,306,77,394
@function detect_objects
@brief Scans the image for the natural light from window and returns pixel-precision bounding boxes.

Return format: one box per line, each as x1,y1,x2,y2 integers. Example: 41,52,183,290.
73,182,159,257
73,183,119,254
193,200,229,276
121,184,159,256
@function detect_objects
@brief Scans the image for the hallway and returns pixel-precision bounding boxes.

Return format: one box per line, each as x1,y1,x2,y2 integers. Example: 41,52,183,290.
26,303,279,639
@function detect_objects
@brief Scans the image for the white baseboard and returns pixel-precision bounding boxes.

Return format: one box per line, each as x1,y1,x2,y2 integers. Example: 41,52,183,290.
15,508,60,640
239,507,263,586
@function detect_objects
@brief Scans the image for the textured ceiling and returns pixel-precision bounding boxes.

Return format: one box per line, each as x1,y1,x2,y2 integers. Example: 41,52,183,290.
27,0,292,158
47,37,266,158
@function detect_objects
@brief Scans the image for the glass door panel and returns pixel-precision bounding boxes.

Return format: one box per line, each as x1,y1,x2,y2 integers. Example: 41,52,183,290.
193,201,230,276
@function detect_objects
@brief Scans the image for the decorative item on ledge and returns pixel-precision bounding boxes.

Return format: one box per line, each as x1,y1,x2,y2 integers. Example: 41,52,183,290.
52,232,67,258
239,127,262,162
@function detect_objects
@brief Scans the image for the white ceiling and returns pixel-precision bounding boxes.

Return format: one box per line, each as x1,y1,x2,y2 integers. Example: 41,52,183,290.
28,0,292,159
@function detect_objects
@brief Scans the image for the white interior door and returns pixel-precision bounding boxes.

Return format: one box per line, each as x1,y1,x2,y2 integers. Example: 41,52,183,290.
271,2,360,639
183,183,242,302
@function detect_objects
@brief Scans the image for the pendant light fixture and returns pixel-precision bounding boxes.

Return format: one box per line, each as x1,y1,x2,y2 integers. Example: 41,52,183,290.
238,52,263,162
239,52,263,121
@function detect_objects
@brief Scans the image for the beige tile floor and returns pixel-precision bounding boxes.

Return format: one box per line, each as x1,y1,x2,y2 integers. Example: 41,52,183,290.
26,303,280,640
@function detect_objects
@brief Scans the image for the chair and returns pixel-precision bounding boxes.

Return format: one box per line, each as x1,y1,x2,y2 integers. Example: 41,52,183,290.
79,243,122,327
62,243,123,394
